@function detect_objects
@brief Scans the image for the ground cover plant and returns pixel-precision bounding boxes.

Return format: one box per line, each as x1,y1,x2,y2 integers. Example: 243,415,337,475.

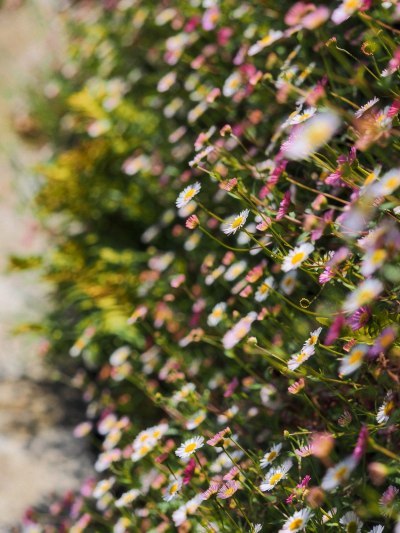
17,0,400,531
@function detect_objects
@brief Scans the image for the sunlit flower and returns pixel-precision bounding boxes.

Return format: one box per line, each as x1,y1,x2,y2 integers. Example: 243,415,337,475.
224,260,248,281
248,30,284,56
260,460,292,491
217,480,240,499
207,427,231,446
376,391,395,424
115,489,140,508
186,411,206,430
355,97,380,119
282,243,314,272
303,327,322,349
339,511,363,532
332,0,363,25
279,508,313,532
339,344,368,376
280,271,297,295
163,477,183,502
222,209,250,235
93,477,115,499
321,456,357,491
223,71,242,97
343,278,383,313
176,182,201,208
222,312,257,349
175,436,204,458
260,443,282,468
288,345,315,371
288,107,317,125
207,302,227,326
283,112,340,160
368,526,384,533
367,168,400,197
255,276,275,302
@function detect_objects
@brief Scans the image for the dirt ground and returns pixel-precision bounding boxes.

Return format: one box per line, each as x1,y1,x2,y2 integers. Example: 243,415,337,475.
0,1,92,529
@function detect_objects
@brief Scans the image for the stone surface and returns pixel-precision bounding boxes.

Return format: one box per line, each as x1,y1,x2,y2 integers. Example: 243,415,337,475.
0,2,92,529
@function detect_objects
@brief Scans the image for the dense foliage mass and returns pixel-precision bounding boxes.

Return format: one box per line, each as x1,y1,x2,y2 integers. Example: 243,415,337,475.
18,0,400,531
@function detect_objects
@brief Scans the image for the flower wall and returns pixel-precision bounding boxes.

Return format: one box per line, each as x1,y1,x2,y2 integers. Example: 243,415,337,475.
21,0,400,531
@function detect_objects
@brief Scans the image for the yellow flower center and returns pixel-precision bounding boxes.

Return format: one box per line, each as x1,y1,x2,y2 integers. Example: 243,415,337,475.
231,216,244,229
269,472,283,485
259,283,270,294
224,487,235,497
184,189,195,201
380,332,393,348
357,288,373,304
384,400,394,415
344,0,359,10
333,466,348,482
384,176,399,191
291,251,305,265
348,349,363,365
169,483,178,494
289,518,304,530
296,351,308,363
266,451,277,461
371,249,386,265
184,442,197,454
347,522,358,533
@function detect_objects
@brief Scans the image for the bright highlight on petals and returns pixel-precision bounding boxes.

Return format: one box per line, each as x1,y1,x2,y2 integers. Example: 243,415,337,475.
176,182,201,208
175,436,204,458
222,209,250,235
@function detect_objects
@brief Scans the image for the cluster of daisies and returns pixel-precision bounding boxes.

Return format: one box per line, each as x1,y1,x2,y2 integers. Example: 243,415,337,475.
22,0,400,531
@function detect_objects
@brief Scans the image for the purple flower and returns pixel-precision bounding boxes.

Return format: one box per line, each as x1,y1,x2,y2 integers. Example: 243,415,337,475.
347,306,371,331
325,314,345,345
369,327,397,358
352,425,368,462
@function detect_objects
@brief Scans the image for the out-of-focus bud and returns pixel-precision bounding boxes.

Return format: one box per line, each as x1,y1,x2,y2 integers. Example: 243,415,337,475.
368,462,388,486
310,432,335,459
306,487,325,508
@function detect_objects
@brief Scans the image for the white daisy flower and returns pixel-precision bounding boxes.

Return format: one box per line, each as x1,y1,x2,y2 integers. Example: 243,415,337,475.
163,477,183,502
260,443,282,468
288,345,315,371
343,278,383,314
260,460,292,491
223,71,242,97
93,477,115,499
222,209,250,235
175,436,205,458
109,345,131,366
280,271,297,295
252,524,263,533
282,243,314,272
172,505,187,527
369,526,384,533
207,302,227,326
131,442,156,462
149,423,169,441
360,249,387,277
283,111,341,160
354,97,380,119
339,511,363,532
115,488,140,508
186,410,206,430
321,456,357,491
376,392,395,424
339,344,368,376
303,327,322,349
332,0,363,24
248,30,284,56
279,508,313,532
289,107,317,125
176,182,201,208
254,276,274,302
224,260,248,281
222,311,257,349
367,168,400,197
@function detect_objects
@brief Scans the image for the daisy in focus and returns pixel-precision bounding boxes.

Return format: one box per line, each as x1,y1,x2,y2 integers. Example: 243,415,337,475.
260,460,292,491
303,327,322,349
282,243,314,272
222,209,250,235
339,511,363,532
176,182,201,208
260,443,282,468
279,508,313,532
288,345,315,371
175,436,204,458
376,391,395,424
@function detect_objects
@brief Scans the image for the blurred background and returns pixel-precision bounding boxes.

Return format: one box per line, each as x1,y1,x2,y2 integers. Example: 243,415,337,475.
0,1,91,529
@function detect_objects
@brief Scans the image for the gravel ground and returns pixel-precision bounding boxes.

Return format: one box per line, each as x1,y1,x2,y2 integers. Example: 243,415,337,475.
0,2,92,529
